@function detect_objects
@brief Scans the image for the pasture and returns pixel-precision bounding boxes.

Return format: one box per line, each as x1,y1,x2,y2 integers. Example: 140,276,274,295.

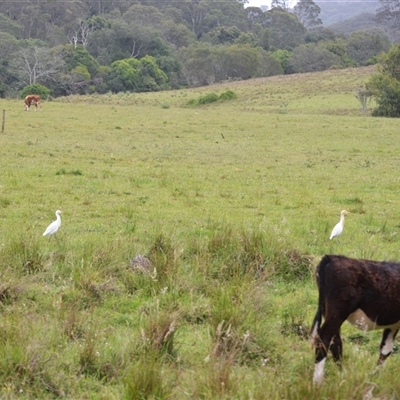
1,65,400,398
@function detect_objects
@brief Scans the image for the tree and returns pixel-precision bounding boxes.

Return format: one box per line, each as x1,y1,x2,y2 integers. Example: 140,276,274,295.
54,44,99,77
265,9,306,50
366,44,400,117
67,20,94,48
347,30,391,66
271,0,291,11
177,42,215,86
245,6,267,27
375,0,400,42
162,21,196,48
256,49,284,77
107,56,169,93
293,0,322,29
379,43,400,79
12,46,63,86
287,44,343,73
0,32,20,59
321,38,356,67
203,26,242,45
108,58,141,92
217,44,261,80
305,27,338,44
367,73,400,116
0,13,23,38
271,49,292,72
56,65,91,96
138,55,169,91
162,0,248,38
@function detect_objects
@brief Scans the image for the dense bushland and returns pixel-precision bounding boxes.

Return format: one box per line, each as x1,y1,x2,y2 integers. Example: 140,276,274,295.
0,0,395,98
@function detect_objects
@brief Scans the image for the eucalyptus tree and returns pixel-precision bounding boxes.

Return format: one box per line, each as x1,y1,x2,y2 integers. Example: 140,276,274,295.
216,44,261,80
11,45,64,87
271,0,291,11
155,0,248,38
375,0,400,42
0,0,88,42
177,42,215,86
162,21,197,48
245,6,267,28
293,0,322,29
265,8,306,49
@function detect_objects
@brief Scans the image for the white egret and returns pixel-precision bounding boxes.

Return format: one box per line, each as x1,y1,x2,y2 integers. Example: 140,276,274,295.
329,210,349,240
43,210,62,236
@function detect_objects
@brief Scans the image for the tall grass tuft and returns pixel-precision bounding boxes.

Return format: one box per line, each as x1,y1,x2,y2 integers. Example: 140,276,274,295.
0,314,64,397
124,353,170,400
185,222,311,282
139,311,179,358
3,233,44,275
194,355,238,399
148,233,179,286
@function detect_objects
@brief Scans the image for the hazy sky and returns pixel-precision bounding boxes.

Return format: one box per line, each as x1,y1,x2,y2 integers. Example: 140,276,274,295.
245,0,270,8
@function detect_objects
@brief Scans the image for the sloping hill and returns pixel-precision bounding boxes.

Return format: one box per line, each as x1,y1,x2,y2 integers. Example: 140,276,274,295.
327,12,383,33
316,0,379,25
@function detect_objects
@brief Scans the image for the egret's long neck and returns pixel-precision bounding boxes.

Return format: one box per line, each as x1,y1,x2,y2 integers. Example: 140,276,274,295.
340,214,345,225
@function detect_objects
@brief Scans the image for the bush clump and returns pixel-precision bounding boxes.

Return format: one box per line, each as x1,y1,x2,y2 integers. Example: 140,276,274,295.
187,90,238,106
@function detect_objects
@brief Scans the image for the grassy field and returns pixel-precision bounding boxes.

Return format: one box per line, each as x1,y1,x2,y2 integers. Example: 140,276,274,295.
1,65,400,399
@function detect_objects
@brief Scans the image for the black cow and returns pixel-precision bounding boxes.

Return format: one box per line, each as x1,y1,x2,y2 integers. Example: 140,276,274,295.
311,254,400,384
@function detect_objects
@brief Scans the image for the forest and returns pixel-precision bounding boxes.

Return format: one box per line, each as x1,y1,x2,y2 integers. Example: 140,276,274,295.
0,0,398,97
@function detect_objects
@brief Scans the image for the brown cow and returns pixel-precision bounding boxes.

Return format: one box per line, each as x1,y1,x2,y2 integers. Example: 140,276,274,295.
24,94,41,111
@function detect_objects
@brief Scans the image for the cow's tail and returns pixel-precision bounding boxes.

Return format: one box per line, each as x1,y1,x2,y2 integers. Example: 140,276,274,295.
310,255,331,346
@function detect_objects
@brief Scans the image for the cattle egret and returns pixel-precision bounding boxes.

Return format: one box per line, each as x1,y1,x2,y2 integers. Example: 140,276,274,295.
329,210,349,240
43,210,62,236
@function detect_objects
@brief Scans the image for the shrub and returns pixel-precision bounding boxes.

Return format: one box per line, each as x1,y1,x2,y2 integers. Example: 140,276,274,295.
187,90,237,106
218,90,237,101
20,83,51,100
197,92,219,105
368,74,400,117
367,44,400,117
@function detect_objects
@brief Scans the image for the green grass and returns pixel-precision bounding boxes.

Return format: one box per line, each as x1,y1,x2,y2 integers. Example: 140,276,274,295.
1,65,400,398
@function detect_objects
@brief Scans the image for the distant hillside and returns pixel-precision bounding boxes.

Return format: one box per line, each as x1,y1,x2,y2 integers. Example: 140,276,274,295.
316,0,380,25
327,12,384,34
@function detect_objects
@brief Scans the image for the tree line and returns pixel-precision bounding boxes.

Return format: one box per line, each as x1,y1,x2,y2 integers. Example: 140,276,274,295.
0,0,399,101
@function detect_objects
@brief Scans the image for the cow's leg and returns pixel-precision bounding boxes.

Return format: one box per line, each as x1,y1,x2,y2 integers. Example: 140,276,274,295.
329,330,343,364
378,328,398,365
313,319,344,385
